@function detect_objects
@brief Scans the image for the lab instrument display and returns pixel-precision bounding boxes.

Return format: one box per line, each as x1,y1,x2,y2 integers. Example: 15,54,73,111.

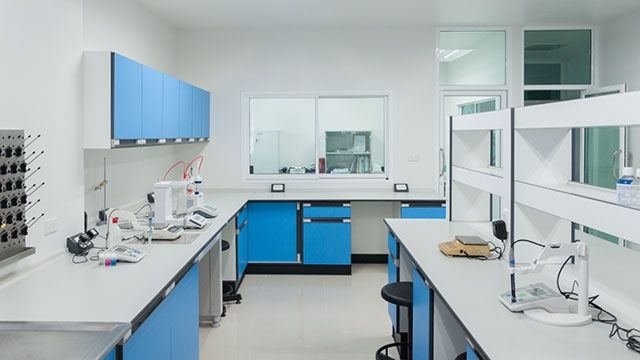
99,245,146,263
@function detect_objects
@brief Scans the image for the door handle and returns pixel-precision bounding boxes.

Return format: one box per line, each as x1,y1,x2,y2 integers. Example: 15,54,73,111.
439,148,446,177
612,149,622,179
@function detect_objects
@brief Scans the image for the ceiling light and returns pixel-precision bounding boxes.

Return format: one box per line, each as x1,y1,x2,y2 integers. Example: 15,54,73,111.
438,49,473,62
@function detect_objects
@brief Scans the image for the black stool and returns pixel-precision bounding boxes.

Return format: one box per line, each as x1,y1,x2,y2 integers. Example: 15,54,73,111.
376,282,413,360
221,240,242,318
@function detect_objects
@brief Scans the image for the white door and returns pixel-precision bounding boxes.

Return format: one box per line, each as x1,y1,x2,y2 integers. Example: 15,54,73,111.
252,131,280,174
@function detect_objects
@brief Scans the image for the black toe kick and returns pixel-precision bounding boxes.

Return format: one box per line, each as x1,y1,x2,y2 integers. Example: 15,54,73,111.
245,263,352,275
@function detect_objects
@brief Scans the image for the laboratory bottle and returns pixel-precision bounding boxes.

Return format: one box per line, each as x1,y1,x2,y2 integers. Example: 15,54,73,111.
616,167,635,207
106,217,122,248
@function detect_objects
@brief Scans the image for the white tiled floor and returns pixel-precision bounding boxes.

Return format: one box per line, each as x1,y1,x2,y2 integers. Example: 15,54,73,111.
199,264,396,359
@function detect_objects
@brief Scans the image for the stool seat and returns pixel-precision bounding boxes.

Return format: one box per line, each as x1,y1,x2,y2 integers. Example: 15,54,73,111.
222,240,230,251
381,282,412,307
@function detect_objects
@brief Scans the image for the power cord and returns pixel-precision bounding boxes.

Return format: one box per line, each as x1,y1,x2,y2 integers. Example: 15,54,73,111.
555,251,640,354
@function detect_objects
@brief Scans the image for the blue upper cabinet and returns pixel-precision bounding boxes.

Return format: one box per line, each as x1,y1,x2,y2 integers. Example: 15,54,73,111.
192,87,203,138
142,65,163,139
203,91,210,138
162,74,179,139
179,81,193,139
113,53,142,140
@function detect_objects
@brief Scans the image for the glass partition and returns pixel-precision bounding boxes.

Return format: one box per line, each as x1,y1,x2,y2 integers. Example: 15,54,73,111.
524,30,592,85
439,31,507,86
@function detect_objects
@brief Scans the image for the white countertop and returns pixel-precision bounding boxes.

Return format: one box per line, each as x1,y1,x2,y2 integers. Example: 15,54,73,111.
0,189,443,325
384,219,639,360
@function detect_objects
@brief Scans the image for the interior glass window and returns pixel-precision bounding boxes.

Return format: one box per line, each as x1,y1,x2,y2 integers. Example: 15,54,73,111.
439,31,507,86
524,30,592,85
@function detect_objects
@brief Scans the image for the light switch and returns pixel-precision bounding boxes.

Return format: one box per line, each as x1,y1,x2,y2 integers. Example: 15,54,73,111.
44,217,58,235
408,154,420,162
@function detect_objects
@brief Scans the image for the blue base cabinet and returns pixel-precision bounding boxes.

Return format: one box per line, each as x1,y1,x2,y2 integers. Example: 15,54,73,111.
236,206,249,281
302,203,351,265
247,202,298,262
388,233,399,332
103,349,116,360
412,268,433,360
123,265,199,360
466,344,480,360
400,202,446,219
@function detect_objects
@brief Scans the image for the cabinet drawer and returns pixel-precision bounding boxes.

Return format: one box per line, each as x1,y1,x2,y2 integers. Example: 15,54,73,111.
302,203,351,218
400,203,446,219
303,221,351,265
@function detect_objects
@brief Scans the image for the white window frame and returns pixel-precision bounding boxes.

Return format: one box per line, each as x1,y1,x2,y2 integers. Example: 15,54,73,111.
521,26,597,100
241,91,391,183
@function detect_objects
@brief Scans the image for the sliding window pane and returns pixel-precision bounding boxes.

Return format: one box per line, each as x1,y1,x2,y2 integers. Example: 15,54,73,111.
318,97,386,175
439,31,506,86
249,98,316,174
524,30,592,85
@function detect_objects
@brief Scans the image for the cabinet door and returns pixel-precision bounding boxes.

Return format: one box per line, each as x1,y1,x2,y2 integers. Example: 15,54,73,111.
192,87,203,138
413,268,433,360
113,54,142,140
202,90,211,138
178,81,193,138
162,74,179,139
303,220,351,265
237,220,248,281
122,301,171,360
388,254,398,332
401,204,446,219
141,65,163,139
247,202,297,262
167,265,199,360
102,349,116,360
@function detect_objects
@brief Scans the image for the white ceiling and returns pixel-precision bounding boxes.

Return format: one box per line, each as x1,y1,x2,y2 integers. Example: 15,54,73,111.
137,0,640,29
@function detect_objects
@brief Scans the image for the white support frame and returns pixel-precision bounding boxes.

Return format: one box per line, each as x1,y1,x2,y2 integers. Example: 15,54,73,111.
240,91,392,183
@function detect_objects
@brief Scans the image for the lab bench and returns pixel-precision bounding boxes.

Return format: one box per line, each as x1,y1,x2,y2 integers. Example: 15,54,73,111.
384,219,640,360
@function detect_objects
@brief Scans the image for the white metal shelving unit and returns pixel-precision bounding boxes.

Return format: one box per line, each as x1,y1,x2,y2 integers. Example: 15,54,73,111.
448,109,512,233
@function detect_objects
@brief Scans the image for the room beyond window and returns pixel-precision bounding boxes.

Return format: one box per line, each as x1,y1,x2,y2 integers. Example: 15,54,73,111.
246,94,388,179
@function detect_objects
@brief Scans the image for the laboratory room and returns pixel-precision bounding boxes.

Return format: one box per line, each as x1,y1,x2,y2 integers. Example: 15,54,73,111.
4,1,640,360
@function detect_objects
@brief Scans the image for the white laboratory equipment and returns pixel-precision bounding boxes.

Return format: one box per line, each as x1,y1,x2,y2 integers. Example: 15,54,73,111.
153,181,210,228
499,241,592,327
108,208,184,241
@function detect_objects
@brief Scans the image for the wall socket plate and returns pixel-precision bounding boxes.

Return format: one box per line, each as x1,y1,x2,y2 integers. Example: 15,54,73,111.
408,154,420,162
44,217,58,235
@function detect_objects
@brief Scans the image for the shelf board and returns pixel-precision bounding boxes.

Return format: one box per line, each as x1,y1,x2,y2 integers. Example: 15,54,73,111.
515,91,640,129
451,166,505,196
451,109,511,131
514,181,640,242
326,151,371,156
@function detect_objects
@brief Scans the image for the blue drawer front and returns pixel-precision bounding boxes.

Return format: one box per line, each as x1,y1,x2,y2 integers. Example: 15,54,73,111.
467,344,480,360
388,233,397,259
413,268,432,360
113,53,142,140
248,202,298,262
401,206,446,219
303,221,351,265
303,204,351,219
103,349,116,360
388,254,398,331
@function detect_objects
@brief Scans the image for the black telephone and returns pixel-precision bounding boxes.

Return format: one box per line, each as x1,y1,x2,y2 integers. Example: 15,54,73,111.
66,228,99,255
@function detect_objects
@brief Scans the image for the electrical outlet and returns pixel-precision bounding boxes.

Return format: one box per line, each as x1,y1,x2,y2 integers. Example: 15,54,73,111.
408,154,420,162
44,217,58,235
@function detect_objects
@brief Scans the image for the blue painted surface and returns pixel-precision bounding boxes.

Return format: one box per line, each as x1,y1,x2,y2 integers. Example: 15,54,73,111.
413,268,432,360
401,206,446,219
388,233,397,259
178,81,193,138
466,344,480,360
192,87,203,138
141,66,163,139
113,54,142,140
162,74,179,139
237,220,248,280
203,91,211,138
123,265,199,360
237,206,248,226
303,206,351,219
102,349,116,360
167,265,199,360
303,222,351,265
248,202,298,262
388,254,398,331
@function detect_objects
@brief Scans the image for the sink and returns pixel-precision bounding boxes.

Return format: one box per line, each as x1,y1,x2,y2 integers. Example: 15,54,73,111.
0,321,130,360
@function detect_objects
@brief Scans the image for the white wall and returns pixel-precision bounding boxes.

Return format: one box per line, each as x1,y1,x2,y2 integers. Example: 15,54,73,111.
175,27,437,190
0,0,84,267
598,8,640,91
82,0,202,222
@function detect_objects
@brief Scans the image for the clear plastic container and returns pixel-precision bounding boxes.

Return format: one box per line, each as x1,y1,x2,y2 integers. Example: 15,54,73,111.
617,167,635,207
